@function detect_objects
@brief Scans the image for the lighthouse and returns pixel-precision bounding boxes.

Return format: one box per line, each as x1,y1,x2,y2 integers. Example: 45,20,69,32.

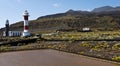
5,19,10,36
22,10,30,37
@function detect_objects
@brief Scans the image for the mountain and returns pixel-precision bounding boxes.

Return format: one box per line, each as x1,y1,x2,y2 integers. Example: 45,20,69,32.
37,9,91,20
1,6,120,36
92,6,120,12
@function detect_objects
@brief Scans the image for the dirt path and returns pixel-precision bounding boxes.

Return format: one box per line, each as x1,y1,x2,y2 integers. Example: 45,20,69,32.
0,50,119,66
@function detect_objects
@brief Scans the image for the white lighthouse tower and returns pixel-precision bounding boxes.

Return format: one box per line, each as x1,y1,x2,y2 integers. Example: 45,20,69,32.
22,10,30,37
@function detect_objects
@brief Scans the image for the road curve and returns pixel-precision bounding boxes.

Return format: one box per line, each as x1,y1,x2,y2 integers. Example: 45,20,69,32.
0,50,119,66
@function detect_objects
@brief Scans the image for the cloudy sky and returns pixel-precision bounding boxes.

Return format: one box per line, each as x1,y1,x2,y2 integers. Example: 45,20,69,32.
0,0,120,28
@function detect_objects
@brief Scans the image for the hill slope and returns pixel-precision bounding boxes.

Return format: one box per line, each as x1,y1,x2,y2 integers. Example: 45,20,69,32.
1,6,120,35
92,6,120,12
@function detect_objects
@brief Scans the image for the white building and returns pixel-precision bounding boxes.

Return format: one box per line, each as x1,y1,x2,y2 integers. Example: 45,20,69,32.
82,28,91,32
3,31,22,37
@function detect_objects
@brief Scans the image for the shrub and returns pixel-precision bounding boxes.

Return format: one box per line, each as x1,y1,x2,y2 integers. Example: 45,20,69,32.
112,56,120,61
112,43,120,50
80,42,91,48
79,51,85,55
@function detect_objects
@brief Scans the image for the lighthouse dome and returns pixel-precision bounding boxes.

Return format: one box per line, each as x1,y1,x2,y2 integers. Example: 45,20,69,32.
6,19,9,24
23,10,29,16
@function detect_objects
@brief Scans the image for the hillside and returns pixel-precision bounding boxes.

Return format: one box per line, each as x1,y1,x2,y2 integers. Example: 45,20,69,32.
92,6,120,12
1,6,120,35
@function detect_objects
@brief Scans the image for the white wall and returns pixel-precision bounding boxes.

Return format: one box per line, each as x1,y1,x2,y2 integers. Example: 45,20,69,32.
3,31,23,37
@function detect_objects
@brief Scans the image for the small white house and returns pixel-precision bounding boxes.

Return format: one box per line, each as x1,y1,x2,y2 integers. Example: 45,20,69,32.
3,31,22,37
82,28,91,32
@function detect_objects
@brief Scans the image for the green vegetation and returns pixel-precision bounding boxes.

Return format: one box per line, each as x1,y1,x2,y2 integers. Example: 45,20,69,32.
42,31,120,40
112,56,120,62
0,37,34,42
112,43,120,50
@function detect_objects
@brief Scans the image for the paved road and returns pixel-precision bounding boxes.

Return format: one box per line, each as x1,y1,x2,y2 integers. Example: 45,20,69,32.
0,50,119,66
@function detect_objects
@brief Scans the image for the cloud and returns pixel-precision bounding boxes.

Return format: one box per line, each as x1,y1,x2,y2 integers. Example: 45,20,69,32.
53,3,59,7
